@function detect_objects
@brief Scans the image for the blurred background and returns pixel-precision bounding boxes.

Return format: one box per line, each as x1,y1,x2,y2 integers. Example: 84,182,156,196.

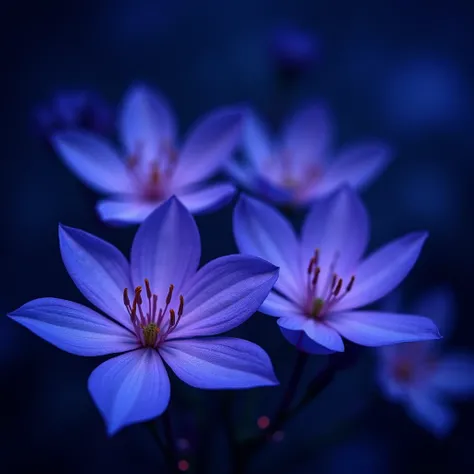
1,0,474,472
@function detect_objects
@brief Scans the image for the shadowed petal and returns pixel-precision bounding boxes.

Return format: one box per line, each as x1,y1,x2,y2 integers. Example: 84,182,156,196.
428,353,474,398
260,291,301,317
97,199,160,225
242,112,273,169
278,315,344,352
8,298,137,356
335,232,428,311
52,131,134,194
326,311,441,347
59,225,133,329
176,183,236,214
233,195,302,303
171,255,278,338
172,107,245,188
301,186,369,282
119,84,176,163
88,348,170,435
316,142,392,197
130,197,200,300
280,328,338,354
160,337,278,388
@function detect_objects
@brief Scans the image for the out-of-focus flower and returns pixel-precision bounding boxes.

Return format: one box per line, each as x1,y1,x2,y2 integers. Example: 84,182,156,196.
233,187,440,354
226,105,391,207
8,197,279,435
52,84,244,224
377,287,474,437
269,26,318,78
33,90,115,141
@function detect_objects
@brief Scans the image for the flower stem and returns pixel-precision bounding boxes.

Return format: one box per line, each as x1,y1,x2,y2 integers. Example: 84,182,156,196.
162,408,179,473
145,420,176,473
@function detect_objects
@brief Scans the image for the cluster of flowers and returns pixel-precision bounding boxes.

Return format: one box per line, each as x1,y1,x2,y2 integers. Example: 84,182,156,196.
11,85,473,439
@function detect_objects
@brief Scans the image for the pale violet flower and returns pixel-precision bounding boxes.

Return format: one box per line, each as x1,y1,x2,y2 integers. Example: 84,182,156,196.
227,105,391,206
377,287,474,437
52,84,244,224
233,187,440,354
9,197,279,435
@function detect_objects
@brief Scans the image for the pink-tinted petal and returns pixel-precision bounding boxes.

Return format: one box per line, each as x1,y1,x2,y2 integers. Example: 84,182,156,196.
233,195,302,303
130,197,200,302
335,232,428,311
260,291,301,317
280,328,337,354
242,112,273,170
159,337,278,389
51,131,134,194
428,353,474,399
277,315,344,352
301,186,369,284
88,348,170,435
315,142,392,197
176,183,236,214
59,225,133,329
326,311,441,347
119,84,176,163
172,107,245,188
8,298,137,356
171,255,278,338
406,390,455,437
96,198,160,225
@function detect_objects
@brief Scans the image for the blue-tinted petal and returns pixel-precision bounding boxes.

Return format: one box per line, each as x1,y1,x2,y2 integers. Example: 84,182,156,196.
130,197,200,302
176,183,236,214
8,298,137,356
279,327,337,354
428,353,474,398
88,348,170,435
97,198,160,225
160,337,278,388
52,131,134,194
260,291,301,317
242,111,273,169
59,225,133,329
172,255,278,338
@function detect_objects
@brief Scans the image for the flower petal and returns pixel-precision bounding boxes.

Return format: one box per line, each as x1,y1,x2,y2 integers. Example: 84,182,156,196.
335,232,428,311
130,197,200,301
242,112,273,170
233,194,302,303
260,291,301,317
59,224,133,329
51,131,134,194
428,353,474,398
301,186,369,283
8,298,137,356
159,337,278,388
119,84,176,163
277,315,345,352
279,328,337,354
96,198,160,225
88,348,170,435
172,107,245,188
325,311,441,347
316,142,392,197
406,390,455,437
171,255,278,338
176,183,236,214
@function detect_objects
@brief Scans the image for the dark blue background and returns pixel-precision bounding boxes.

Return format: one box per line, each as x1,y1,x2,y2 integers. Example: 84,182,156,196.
1,0,473,472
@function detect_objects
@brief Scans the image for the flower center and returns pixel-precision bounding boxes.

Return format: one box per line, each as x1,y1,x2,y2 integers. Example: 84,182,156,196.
305,249,355,319
126,141,178,200
123,279,184,348
393,360,413,383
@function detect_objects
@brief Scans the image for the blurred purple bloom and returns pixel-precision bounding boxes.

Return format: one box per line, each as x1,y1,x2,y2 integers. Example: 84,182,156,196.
226,105,391,207
33,90,115,140
377,287,474,437
233,187,440,354
9,197,278,435
52,84,244,224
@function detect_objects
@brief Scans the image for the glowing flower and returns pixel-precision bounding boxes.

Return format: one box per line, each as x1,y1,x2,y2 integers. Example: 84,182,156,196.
52,84,244,224
9,197,278,434
226,105,391,206
377,287,474,437
233,187,440,354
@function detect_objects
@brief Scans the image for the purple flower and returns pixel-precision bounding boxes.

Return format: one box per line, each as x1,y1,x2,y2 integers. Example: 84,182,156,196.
52,84,244,224
226,105,391,206
377,287,474,437
8,197,278,435
233,187,440,354
33,90,115,140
